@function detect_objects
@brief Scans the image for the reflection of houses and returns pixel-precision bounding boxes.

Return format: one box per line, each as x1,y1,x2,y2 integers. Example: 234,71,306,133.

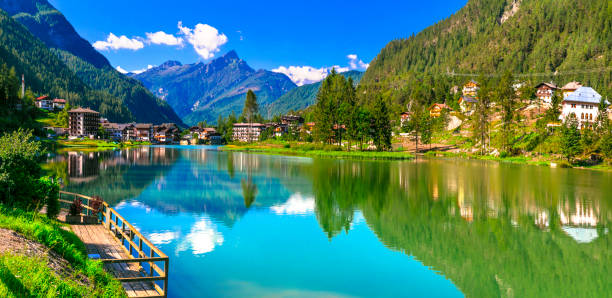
67,152,99,183
560,87,607,128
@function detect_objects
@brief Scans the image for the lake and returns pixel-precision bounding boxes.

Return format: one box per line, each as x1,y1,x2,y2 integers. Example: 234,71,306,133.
45,146,611,297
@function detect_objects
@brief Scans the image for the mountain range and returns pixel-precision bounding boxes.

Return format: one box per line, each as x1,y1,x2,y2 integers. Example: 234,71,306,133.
0,0,183,125
131,51,297,125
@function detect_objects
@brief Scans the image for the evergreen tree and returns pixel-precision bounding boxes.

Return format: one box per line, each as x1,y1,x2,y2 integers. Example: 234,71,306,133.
371,95,392,151
498,71,517,153
242,90,259,123
472,75,491,154
560,116,582,161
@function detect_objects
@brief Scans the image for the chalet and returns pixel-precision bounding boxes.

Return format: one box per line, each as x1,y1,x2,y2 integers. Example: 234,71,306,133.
153,123,180,143
101,123,123,141
232,123,265,142
68,107,100,138
560,87,609,128
35,96,53,111
134,123,153,141
281,115,304,127
53,98,66,110
561,82,583,99
429,103,452,118
458,96,478,114
117,124,135,141
462,80,479,97
535,82,558,103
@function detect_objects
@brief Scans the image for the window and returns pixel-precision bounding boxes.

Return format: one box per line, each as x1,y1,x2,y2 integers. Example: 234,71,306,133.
590,114,593,120
571,104,576,108
581,113,584,119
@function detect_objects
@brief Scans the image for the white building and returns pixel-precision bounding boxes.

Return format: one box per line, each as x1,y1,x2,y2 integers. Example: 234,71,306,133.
560,87,608,128
233,123,265,142
35,95,53,111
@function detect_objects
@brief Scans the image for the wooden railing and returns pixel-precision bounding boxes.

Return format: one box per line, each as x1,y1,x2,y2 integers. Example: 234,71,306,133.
59,191,169,297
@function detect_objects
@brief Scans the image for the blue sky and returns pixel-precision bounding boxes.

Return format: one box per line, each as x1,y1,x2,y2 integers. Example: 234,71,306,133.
49,0,466,85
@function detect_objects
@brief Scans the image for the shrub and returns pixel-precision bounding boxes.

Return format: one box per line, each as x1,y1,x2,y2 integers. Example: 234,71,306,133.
37,177,60,219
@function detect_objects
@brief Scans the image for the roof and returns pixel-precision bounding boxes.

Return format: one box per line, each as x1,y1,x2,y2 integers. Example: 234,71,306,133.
561,81,582,91
134,123,153,129
535,82,558,89
563,87,606,104
53,98,66,103
116,123,134,130
233,123,265,127
430,103,451,110
36,95,50,101
69,107,99,114
464,80,479,86
460,96,478,103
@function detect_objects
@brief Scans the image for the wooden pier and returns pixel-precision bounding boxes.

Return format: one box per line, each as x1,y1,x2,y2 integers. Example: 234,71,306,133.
59,191,169,298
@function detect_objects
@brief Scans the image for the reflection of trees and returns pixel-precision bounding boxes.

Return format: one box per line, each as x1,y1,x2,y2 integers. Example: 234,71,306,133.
311,158,612,297
241,177,257,208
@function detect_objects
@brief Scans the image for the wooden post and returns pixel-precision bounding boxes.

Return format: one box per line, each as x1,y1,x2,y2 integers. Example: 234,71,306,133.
163,259,169,297
150,248,154,277
105,207,110,229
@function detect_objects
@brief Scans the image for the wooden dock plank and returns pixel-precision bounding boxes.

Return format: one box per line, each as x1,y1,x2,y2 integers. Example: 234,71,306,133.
70,224,163,297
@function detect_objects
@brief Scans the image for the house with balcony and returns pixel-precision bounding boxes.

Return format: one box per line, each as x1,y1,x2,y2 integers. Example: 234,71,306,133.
232,123,265,142
35,95,53,111
560,87,609,128
535,82,558,103
68,107,100,138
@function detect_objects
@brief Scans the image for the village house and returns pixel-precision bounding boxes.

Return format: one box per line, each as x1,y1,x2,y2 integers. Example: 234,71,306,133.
101,123,123,141
535,82,558,103
68,107,100,138
52,98,66,111
302,122,316,135
233,123,265,142
35,95,53,111
429,103,452,118
117,124,135,141
560,86,608,128
561,81,582,99
462,80,479,97
153,123,180,144
458,96,478,114
134,123,153,141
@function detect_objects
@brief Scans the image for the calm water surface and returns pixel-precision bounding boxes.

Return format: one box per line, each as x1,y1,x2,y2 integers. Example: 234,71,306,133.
45,146,611,297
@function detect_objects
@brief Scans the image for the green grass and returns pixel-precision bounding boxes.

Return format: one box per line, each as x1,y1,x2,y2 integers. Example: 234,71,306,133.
57,139,151,148
0,206,125,297
222,143,414,160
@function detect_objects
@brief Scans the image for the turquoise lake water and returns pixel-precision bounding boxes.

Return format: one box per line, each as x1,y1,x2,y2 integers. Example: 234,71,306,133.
47,146,611,297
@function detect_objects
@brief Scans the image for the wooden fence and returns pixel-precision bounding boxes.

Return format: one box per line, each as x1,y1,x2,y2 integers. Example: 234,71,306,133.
59,191,169,297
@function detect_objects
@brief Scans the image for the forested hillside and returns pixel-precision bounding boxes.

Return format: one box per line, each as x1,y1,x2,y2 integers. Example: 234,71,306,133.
0,0,184,125
0,10,132,122
363,0,612,104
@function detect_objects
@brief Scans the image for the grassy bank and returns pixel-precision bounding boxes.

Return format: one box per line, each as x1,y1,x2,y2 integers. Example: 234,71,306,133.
222,142,414,160
0,206,125,297
424,150,612,171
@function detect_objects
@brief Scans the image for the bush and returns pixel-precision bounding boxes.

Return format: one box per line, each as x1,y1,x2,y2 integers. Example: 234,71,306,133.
36,177,60,219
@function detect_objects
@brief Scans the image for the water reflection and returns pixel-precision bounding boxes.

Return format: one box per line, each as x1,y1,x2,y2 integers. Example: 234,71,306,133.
46,147,611,297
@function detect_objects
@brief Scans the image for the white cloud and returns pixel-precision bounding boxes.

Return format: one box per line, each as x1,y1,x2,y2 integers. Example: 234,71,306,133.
148,231,179,245
347,54,369,70
93,33,144,51
273,54,369,85
178,21,228,60
272,66,330,86
146,31,184,46
115,65,154,75
116,66,128,74
176,217,224,255
270,193,315,215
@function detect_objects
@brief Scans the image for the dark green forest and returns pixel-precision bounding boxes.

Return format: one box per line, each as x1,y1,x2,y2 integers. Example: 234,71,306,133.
363,0,612,108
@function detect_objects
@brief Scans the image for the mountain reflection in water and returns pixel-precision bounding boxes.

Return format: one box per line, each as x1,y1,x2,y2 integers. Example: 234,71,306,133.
45,146,611,297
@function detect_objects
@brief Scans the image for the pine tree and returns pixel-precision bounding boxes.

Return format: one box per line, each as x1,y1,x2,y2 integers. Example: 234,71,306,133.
371,95,392,151
560,116,582,161
472,75,491,154
498,71,517,153
242,90,259,142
